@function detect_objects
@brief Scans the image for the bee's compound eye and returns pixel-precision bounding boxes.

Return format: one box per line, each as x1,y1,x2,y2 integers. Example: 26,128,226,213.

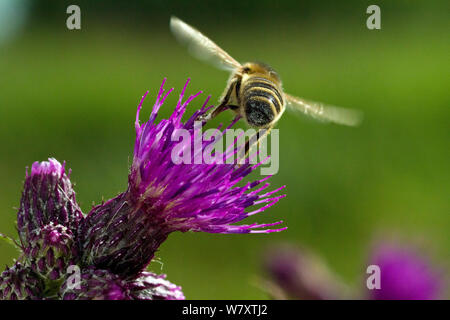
245,99,274,127
243,67,251,73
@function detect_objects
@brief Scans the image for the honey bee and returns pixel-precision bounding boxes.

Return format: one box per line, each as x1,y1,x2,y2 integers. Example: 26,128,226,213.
170,17,362,157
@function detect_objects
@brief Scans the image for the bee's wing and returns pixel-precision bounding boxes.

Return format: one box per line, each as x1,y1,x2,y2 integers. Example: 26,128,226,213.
284,93,363,126
170,16,242,72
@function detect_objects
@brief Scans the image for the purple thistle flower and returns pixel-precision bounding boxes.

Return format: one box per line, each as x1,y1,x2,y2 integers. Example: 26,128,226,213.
368,242,443,300
0,262,44,300
60,268,184,300
79,79,286,277
263,245,347,300
17,158,83,247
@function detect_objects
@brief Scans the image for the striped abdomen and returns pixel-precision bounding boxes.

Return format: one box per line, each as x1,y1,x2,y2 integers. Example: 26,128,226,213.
241,76,284,128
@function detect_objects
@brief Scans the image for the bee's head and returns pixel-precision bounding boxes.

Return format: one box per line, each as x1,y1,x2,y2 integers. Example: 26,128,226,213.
242,62,281,83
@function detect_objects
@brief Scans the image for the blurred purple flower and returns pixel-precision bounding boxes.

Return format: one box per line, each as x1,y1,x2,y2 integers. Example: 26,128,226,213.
368,242,442,300
263,241,445,300
263,245,347,300
79,79,286,276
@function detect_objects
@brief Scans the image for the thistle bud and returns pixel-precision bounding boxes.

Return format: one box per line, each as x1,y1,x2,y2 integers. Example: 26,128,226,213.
60,268,129,300
24,223,76,281
130,271,185,300
17,158,83,245
0,262,44,300
59,268,184,300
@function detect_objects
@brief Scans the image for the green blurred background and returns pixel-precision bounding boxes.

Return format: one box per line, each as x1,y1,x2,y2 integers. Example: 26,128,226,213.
0,0,448,299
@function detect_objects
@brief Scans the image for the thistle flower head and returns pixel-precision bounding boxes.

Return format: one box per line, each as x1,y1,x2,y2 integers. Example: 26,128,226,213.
80,79,286,277
368,242,442,300
129,78,286,235
17,158,83,245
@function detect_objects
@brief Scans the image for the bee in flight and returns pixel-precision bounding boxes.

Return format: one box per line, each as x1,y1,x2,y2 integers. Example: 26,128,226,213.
170,16,362,157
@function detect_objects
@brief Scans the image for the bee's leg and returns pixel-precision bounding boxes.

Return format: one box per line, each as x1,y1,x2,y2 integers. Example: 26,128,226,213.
198,102,228,122
197,80,237,122
237,127,273,165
